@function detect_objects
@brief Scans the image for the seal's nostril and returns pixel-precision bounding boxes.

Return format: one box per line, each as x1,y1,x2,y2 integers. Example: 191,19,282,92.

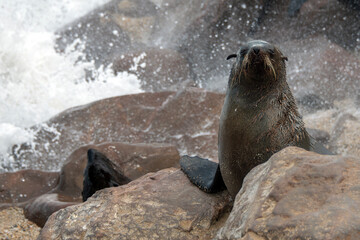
253,47,260,54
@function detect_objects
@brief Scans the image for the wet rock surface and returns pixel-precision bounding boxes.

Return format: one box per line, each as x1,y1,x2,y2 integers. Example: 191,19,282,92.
55,0,230,85
10,87,356,172
329,113,360,157
303,101,360,157
217,147,360,240
38,168,232,239
54,0,359,97
283,36,360,103
11,89,224,171
0,170,59,207
112,48,194,92
23,142,179,227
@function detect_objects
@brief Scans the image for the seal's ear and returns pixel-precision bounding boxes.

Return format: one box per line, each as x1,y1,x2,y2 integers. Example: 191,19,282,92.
282,56,288,61
226,54,237,60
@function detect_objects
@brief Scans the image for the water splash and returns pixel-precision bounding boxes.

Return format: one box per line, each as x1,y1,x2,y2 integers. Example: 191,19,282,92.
0,0,143,171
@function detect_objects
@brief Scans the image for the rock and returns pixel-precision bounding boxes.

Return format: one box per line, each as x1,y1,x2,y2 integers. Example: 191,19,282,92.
180,0,359,88
55,0,159,67
55,0,230,70
10,89,224,171
0,170,59,206
24,194,77,228
24,142,180,227
296,93,333,113
53,142,180,199
303,102,360,156
113,48,194,92
0,207,40,239
178,0,261,88
298,0,360,49
54,0,359,96
216,147,360,240
56,0,234,89
303,108,337,135
251,0,360,50
111,1,157,44
38,168,232,239
328,112,360,157
306,128,330,145
55,0,131,68
338,0,360,10
283,36,360,102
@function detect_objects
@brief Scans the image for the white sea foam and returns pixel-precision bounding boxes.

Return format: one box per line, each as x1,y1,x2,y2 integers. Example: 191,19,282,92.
0,0,143,171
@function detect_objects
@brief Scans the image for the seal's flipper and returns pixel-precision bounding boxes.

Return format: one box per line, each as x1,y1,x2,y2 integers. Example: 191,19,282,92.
309,136,334,155
180,155,226,193
82,149,131,201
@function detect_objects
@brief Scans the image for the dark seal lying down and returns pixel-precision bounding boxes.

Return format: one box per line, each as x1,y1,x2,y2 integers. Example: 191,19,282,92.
180,40,333,198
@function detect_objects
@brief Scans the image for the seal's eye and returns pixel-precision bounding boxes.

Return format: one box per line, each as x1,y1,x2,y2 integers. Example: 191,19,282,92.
268,49,275,56
226,54,237,60
240,49,248,56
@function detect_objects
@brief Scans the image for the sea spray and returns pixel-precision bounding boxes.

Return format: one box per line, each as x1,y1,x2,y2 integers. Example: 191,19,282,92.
0,0,143,172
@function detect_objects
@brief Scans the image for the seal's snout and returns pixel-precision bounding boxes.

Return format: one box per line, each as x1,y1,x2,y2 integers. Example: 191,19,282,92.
242,45,277,81
252,47,260,54
248,47,265,65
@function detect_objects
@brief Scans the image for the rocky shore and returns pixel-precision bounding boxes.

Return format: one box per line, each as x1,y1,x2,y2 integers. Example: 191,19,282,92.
1,0,359,239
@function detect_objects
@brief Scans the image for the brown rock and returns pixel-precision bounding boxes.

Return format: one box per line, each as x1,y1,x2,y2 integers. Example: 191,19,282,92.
53,142,180,199
24,142,180,227
0,170,59,206
0,207,40,240
216,147,360,239
113,48,193,92
24,194,77,228
38,168,232,239
10,89,224,171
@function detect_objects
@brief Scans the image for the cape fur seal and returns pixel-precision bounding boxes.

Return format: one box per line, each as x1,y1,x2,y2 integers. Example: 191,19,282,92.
82,149,131,201
180,40,332,198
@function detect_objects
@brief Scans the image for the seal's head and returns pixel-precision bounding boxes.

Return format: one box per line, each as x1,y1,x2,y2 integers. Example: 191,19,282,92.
227,40,288,88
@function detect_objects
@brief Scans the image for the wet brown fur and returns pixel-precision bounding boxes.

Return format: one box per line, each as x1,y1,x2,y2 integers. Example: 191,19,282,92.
219,40,311,197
